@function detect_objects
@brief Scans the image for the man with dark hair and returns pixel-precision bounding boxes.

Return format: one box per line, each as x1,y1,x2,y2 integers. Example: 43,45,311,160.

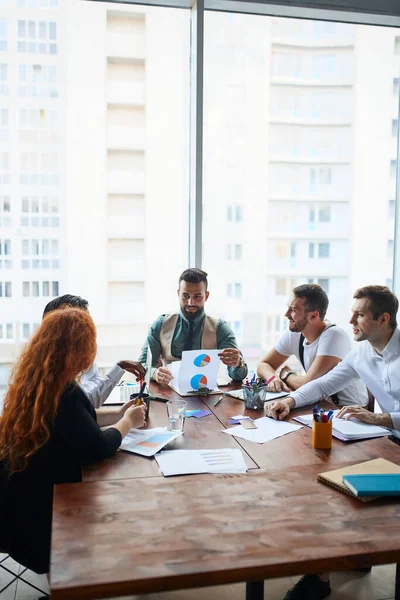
43,295,145,408
139,268,248,384
257,284,367,407
267,286,400,600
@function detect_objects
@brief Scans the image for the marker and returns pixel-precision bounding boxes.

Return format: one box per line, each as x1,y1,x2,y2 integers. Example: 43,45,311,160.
326,410,334,422
214,396,223,407
135,381,146,405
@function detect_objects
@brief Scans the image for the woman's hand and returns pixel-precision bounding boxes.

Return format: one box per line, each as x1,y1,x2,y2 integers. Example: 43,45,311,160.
125,403,146,429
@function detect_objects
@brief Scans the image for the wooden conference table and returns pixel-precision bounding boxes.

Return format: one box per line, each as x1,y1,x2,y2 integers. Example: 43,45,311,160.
50,384,400,600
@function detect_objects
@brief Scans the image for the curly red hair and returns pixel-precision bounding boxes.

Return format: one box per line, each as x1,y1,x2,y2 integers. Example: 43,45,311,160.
0,307,97,472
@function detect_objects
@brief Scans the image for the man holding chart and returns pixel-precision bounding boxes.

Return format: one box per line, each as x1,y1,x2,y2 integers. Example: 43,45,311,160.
257,283,367,408
138,268,248,384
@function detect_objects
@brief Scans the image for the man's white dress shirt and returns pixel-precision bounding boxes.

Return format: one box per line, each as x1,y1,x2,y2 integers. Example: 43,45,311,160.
291,327,400,438
80,363,124,408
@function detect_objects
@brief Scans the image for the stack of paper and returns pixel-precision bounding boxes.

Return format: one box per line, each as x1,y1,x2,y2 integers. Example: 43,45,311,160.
222,416,302,443
120,427,182,457
294,411,390,442
155,448,248,476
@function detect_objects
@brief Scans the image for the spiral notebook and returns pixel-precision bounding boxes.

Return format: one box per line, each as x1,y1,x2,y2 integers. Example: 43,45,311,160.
317,458,400,502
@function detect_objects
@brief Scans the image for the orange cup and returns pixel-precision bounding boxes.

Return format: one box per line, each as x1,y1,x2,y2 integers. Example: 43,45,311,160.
312,420,332,449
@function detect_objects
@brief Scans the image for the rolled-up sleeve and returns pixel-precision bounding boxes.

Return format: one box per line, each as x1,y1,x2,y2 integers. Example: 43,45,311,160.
291,355,360,408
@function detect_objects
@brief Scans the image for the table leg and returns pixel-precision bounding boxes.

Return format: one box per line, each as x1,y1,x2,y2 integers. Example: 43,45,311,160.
395,563,400,600
246,580,264,600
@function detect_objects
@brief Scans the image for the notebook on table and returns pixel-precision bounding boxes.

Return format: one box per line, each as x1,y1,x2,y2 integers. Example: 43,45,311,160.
342,474,400,498
294,410,390,442
317,458,400,502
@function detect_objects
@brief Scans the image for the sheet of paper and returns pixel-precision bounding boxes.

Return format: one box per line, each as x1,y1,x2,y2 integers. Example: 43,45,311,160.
296,411,390,439
178,349,221,393
193,409,212,418
120,427,182,457
222,416,302,444
155,448,248,476
169,357,221,396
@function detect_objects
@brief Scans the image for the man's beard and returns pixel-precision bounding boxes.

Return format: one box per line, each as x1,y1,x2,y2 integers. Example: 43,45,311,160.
288,317,308,332
182,306,202,321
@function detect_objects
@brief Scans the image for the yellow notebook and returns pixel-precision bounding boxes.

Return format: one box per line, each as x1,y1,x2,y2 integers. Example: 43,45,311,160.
318,458,400,502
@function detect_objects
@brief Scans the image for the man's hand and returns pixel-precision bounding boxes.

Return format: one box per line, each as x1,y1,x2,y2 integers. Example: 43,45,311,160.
218,348,241,368
117,360,146,381
337,405,393,428
153,366,173,385
267,374,290,393
265,397,295,420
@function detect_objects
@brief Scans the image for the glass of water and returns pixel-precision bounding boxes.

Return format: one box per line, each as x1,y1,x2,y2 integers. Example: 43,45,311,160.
166,400,187,432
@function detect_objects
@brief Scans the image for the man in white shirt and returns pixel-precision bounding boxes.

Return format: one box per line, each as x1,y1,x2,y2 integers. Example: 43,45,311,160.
266,285,400,437
257,284,368,408
267,285,400,600
43,295,145,408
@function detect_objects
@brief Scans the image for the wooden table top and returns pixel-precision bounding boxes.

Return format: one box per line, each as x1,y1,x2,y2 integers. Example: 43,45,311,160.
51,382,400,599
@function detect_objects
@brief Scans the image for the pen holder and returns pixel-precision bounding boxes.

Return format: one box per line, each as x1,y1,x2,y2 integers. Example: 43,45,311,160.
129,392,150,420
312,420,332,449
242,386,266,410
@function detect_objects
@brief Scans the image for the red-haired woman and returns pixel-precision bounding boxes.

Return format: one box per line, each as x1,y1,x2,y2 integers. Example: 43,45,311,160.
0,307,146,575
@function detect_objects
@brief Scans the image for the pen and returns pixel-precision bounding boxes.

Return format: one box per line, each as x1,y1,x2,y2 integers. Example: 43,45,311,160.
135,381,146,406
214,396,223,407
326,410,334,421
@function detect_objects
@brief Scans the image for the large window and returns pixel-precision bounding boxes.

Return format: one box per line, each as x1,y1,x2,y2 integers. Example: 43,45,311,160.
0,1,189,400
203,13,399,370
1,0,400,396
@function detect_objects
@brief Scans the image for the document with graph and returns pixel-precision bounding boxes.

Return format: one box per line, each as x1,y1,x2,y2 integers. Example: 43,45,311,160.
169,349,221,396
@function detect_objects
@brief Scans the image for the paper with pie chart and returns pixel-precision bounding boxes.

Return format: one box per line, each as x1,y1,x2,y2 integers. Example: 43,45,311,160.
168,349,221,396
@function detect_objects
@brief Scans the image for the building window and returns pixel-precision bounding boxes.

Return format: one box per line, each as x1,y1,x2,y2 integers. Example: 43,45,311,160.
389,199,395,219
393,119,398,138
309,243,315,259
18,64,58,98
0,18,7,52
275,278,286,295
0,238,12,269
227,282,241,298
388,239,394,257
395,36,400,55
22,280,59,297
309,207,315,223
0,281,11,297
20,195,59,227
317,278,330,294
394,78,399,98
21,322,39,340
17,0,59,7
290,242,296,258
318,242,330,258
227,204,242,222
21,238,60,269
0,152,10,184
390,160,397,178
227,243,242,259
0,323,13,340
318,206,331,222
17,20,57,54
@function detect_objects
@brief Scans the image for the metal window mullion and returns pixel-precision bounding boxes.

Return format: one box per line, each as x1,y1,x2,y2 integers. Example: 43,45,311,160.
188,0,204,268
393,65,400,295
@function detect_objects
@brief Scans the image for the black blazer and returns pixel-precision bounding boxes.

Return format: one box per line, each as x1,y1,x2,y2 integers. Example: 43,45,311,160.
0,384,121,573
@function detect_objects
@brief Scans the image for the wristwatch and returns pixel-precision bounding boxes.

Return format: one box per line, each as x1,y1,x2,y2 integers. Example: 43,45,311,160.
280,370,295,383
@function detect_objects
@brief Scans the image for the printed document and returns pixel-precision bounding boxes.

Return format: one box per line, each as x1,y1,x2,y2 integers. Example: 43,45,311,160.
120,427,182,457
169,349,221,396
222,416,302,443
155,448,248,476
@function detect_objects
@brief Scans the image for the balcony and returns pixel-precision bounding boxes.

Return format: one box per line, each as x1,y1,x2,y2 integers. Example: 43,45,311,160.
107,258,145,281
107,215,145,239
106,32,145,61
107,81,145,106
107,170,145,194
107,126,145,151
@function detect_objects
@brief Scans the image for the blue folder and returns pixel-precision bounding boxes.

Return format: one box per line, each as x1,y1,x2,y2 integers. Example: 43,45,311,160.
342,474,400,497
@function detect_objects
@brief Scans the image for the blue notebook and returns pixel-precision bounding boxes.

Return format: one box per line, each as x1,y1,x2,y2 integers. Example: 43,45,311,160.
342,474,400,497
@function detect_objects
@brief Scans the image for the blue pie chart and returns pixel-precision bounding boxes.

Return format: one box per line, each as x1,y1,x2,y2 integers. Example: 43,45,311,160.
193,354,211,368
190,374,208,390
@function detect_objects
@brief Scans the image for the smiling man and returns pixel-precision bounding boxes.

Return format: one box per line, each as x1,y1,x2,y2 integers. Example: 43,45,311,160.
138,268,248,384
257,284,367,407
266,285,400,438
